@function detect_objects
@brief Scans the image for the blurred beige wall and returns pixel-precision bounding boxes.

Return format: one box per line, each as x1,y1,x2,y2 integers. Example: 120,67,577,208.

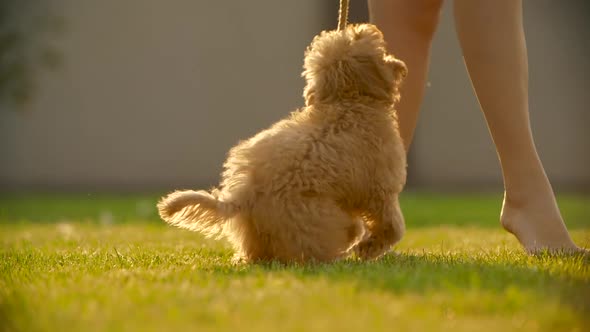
0,0,328,191
1,1,588,192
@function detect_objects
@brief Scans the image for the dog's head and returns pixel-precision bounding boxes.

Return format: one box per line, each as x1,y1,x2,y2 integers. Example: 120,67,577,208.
302,24,407,106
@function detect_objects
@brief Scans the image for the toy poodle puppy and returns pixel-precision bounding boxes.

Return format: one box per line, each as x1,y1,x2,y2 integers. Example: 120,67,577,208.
158,24,408,263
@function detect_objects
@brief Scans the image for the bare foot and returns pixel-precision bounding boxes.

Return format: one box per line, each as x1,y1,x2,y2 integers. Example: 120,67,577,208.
500,191,586,254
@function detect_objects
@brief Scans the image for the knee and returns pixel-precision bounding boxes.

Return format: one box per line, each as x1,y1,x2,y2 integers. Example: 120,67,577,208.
403,0,444,40
371,0,443,46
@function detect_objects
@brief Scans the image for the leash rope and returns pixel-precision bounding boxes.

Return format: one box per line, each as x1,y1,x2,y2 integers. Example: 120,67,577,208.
337,0,349,31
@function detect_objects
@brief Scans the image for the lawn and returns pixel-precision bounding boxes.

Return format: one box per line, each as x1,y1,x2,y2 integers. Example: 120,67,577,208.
1,193,589,332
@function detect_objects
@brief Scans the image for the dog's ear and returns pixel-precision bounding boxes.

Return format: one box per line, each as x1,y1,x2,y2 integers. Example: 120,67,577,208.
386,56,407,79
385,55,407,101
353,24,406,79
302,30,351,105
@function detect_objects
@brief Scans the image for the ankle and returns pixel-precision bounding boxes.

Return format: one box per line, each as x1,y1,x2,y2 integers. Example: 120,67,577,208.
500,150,556,200
503,187,560,213
503,174,555,206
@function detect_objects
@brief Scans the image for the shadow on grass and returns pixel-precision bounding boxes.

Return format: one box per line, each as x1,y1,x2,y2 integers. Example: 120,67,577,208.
208,251,590,324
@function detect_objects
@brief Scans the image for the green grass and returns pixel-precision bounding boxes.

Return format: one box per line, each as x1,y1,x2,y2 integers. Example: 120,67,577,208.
1,193,589,332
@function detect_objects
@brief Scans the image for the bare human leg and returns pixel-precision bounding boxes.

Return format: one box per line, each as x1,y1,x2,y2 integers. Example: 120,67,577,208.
368,0,444,151
453,0,583,253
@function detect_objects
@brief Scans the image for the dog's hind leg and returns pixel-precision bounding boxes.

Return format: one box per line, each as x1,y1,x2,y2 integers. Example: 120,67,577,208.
252,197,360,263
354,193,405,260
289,202,360,263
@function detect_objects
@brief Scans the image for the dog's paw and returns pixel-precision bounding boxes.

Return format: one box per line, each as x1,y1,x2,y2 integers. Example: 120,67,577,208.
353,237,391,261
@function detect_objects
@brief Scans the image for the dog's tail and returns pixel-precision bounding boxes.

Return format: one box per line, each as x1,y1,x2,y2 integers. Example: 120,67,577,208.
157,190,238,237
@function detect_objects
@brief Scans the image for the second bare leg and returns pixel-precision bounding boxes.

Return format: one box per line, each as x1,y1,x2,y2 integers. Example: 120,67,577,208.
453,0,582,253
368,0,444,151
